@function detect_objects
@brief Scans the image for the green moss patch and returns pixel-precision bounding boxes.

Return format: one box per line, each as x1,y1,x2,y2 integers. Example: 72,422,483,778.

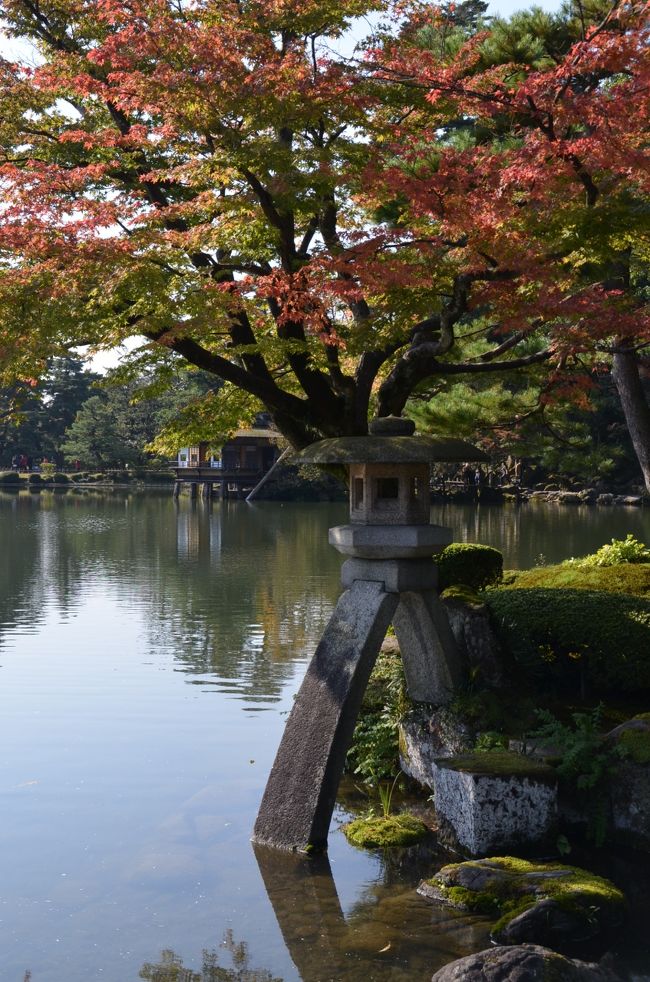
434,751,555,781
440,584,484,607
501,562,650,597
344,813,428,849
618,728,650,765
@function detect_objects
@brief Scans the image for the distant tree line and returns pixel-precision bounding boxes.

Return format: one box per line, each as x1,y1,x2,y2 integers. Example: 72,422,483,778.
0,357,218,471
0,353,645,491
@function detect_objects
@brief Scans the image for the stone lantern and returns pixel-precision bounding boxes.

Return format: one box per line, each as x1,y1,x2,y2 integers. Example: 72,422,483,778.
253,417,486,853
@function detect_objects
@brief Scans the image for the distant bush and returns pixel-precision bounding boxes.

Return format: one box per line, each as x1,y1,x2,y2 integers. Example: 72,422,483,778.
27,473,44,485
437,543,503,592
51,472,69,484
0,471,21,485
564,535,650,568
487,586,650,695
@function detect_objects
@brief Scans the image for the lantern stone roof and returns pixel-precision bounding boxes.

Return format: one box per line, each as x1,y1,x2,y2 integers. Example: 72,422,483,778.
292,416,487,465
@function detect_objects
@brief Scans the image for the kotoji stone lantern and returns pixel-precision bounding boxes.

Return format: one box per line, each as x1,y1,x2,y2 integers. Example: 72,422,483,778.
253,416,487,853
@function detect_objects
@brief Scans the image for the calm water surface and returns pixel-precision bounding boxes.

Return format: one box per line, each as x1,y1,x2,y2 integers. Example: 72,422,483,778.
1,492,649,982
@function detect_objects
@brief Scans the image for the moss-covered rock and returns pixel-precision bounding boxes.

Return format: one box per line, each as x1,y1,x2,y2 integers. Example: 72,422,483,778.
618,726,650,765
419,857,626,952
343,813,428,849
441,589,504,688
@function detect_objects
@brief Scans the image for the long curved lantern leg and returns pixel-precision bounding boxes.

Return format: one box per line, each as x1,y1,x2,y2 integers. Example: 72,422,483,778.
253,580,398,852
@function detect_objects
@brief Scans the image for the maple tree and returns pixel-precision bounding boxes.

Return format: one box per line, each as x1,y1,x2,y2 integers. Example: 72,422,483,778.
0,0,647,471
365,0,650,484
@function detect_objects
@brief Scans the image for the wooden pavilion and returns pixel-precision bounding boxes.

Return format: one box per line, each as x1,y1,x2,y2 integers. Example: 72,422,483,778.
173,429,281,500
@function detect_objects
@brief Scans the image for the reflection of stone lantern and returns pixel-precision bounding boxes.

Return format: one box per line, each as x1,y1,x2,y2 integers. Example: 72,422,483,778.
253,417,486,853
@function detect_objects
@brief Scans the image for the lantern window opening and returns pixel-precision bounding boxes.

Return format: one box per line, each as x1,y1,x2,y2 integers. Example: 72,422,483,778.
353,477,364,508
375,477,399,503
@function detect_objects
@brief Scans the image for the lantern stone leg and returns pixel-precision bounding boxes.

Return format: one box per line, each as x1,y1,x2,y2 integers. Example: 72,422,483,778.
253,579,398,853
392,590,463,704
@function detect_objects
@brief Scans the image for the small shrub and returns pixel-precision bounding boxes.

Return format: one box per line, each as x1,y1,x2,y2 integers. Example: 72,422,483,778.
51,472,69,484
474,731,508,752
0,470,21,485
564,535,650,568
437,543,503,592
27,473,44,485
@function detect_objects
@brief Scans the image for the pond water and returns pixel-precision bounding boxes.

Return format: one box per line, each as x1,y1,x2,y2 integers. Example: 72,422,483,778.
1,491,649,982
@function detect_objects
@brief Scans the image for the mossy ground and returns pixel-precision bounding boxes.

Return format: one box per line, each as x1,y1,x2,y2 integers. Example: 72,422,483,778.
440,585,484,606
502,562,650,597
435,751,555,780
344,813,428,849
429,857,625,936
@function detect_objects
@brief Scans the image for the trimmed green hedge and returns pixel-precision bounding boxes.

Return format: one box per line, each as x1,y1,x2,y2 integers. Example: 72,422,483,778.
437,543,503,592
486,586,650,694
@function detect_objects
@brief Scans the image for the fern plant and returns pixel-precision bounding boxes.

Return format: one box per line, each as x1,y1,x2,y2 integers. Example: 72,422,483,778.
530,705,622,846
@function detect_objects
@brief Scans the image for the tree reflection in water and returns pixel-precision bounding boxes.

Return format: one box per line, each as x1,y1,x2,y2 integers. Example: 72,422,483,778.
139,931,282,982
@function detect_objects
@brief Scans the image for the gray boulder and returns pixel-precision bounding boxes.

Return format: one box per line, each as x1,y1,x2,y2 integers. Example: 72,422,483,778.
399,706,473,789
605,717,650,851
441,593,503,688
430,944,621,981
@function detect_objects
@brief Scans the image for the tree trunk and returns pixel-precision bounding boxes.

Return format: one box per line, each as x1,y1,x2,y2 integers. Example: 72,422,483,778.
612,349,650,494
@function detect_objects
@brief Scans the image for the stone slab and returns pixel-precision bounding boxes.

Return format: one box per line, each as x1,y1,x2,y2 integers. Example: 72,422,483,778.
432,753,557,856
253,580,398,852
